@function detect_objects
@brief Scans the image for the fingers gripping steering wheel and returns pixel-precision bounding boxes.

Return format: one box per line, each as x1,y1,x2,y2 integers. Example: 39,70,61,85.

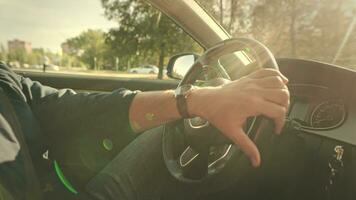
162,38,280,183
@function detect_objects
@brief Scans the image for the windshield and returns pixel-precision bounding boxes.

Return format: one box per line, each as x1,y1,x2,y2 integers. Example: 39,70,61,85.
196,0,356,69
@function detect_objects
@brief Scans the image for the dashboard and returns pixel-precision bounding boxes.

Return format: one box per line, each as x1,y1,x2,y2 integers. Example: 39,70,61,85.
278,58,356,146
288,84,346,131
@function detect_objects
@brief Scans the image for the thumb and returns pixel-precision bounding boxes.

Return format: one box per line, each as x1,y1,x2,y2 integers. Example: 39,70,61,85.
227,127,261,167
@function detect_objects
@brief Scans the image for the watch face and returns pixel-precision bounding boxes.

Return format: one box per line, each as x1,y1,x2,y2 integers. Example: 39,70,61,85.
175,84,193,96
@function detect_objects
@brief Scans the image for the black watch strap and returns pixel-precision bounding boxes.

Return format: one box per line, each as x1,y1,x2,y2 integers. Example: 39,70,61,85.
176,95,190,118
175,85,194,118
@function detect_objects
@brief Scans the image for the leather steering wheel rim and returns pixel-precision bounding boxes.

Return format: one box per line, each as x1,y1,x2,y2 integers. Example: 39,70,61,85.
162,38,279,183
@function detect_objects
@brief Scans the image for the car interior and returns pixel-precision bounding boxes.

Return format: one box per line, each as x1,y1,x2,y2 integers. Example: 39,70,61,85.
1,0,356,199
162,38,356,200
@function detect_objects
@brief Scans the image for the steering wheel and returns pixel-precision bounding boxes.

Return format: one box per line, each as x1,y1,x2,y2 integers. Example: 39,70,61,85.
162,38,280,183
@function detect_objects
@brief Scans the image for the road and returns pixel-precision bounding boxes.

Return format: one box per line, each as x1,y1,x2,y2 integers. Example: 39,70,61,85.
13,68,164,79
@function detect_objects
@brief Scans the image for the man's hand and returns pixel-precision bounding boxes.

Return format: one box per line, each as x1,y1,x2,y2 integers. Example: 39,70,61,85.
129,68,289,167
188,69,290,167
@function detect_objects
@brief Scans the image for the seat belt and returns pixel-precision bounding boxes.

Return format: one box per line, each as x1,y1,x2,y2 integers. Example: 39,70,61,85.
0,91,43,199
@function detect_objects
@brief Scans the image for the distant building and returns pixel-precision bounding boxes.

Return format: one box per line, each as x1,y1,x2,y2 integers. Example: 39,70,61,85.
8,39,32,54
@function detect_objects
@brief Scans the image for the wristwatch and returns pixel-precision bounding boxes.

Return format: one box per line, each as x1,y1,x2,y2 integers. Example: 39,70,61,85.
174,84,195,118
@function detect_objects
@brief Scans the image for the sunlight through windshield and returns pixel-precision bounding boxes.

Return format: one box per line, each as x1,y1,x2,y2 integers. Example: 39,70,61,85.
196,0,356,69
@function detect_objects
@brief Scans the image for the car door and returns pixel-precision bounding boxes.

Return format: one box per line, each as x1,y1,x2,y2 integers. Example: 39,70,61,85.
2,0,202,93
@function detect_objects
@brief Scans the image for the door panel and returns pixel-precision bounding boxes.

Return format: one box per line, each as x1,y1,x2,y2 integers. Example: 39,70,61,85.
16,71,179,92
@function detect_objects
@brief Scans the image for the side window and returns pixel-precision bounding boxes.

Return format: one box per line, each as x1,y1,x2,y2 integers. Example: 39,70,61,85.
0,0,202,80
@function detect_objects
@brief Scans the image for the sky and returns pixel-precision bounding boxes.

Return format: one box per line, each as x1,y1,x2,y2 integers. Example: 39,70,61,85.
0,0,117,52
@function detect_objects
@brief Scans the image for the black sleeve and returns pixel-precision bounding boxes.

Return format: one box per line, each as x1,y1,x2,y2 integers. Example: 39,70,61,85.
24,79,139,144
0,61,139,187
26,82,140,187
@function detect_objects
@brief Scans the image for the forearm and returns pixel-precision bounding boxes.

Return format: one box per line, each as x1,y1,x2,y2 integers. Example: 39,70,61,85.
128,88,210,133
128,90,179,133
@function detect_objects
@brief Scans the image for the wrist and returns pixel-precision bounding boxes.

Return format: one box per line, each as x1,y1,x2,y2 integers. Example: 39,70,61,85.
187,86,217,117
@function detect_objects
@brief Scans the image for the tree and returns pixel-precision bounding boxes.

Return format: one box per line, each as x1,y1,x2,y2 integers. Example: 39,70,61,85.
101,0,356,72
61,53,84,68
65,29,109,70
101,0,202,79
8,49,27,64
197,0,252,34
27,48,44,65
0,44,6,61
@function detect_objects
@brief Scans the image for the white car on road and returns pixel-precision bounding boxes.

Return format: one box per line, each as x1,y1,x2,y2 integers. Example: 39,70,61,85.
129,65,159,74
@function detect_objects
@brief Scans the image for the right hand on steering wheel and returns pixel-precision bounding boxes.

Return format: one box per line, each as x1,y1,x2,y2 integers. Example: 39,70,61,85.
187,68,290,167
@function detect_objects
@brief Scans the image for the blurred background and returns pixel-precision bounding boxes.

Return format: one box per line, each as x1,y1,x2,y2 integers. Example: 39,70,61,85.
0,0,355,79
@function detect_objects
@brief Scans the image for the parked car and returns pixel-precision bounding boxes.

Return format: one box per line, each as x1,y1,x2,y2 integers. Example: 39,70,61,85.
46,64,60,71
8,61,20,69
129,65,159,74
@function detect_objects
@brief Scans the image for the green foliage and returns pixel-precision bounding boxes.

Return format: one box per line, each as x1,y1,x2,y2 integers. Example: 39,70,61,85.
61,53,84,69
8,49,27,64
65,29,110,70
0,44,6,61
5,46,61,68
249,0,355,67
101,0,202,79
26,49,42,65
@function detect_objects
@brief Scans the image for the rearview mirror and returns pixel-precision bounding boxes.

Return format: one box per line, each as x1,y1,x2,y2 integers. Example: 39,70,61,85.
167,53,199,80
